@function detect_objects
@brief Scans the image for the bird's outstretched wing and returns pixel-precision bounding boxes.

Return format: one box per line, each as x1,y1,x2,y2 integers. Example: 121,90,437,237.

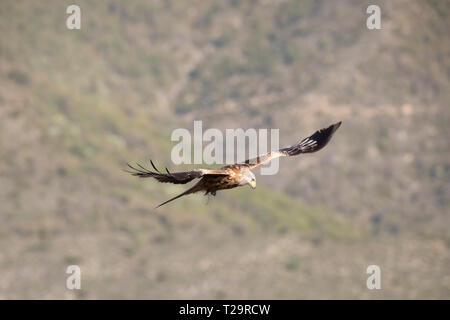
242,121,342,169
125,160,229,184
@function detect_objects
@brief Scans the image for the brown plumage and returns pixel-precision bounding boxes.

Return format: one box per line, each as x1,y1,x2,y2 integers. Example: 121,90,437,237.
126,121,342,208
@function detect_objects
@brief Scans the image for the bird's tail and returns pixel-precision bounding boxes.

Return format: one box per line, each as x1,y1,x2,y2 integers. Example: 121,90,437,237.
155,183,201,209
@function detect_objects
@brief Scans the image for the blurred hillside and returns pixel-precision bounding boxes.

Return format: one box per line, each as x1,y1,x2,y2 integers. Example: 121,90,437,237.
0,0,449,298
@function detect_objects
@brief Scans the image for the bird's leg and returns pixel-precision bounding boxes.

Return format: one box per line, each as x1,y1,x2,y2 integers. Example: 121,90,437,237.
211,191,216,196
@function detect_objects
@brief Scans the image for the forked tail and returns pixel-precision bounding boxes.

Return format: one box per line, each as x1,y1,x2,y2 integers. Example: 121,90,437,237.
155,184,201,209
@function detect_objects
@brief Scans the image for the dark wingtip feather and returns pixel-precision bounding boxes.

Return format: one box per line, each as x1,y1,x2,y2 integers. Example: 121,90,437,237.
136,163,150,173
282,121,342,156
122,168,136,175
332,121,342,132
127,163,147,174
150,160,160,172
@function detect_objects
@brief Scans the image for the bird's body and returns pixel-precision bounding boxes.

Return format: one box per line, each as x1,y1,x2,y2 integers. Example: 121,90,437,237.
195,164,254,195
126,122,342,208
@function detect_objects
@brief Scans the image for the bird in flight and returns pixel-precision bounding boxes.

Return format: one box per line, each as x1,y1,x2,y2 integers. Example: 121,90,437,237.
126,121,341,208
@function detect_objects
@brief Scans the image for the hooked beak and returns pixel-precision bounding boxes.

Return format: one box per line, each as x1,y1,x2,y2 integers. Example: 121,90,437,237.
249,181,256,189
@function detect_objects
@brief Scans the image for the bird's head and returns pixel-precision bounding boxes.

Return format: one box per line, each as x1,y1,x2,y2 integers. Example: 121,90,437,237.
243,170,256,189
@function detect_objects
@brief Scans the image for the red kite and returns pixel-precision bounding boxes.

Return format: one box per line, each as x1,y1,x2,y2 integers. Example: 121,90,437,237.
126,121,341,208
